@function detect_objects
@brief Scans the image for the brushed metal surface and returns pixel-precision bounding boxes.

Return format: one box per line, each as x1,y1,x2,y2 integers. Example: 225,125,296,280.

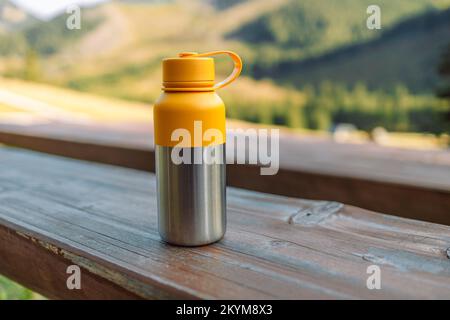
156,144,226,246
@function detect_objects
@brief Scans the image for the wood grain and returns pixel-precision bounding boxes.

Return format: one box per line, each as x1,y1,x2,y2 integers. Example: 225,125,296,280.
0,122,449,224
0,147,450,299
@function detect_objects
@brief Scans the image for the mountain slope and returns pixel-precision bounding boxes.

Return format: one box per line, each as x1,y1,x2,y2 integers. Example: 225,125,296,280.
227,0,450,60
253,8,450,93
0,0,37,31
1,0,449,98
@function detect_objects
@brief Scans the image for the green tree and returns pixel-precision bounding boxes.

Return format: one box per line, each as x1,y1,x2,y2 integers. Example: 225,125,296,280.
23,49,41,81
393,84,410,131
437,43,450,99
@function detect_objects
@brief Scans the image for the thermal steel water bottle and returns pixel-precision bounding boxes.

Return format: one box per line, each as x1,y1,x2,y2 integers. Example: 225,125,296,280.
154,51,242,246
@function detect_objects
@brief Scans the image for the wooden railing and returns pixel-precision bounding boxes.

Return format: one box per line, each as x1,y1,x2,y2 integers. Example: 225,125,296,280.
1,146,450,299
0,121,449,225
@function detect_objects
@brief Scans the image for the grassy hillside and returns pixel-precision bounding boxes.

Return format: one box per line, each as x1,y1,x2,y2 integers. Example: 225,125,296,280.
228,0,450,62
254,8,450,93
0,77,152,123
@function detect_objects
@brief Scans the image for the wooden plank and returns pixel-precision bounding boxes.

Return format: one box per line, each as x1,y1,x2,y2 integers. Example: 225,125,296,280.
0,122,449,225
0,128,154,171
0,147,450,299
0,225,142,300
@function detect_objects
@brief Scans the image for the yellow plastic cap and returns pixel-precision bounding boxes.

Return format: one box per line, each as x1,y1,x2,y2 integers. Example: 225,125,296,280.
162,51,242,91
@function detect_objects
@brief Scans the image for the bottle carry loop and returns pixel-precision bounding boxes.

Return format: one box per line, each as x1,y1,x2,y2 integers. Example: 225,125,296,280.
179,51,242,90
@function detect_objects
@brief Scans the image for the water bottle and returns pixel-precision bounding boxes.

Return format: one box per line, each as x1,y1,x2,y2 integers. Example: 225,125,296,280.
154,51,242,246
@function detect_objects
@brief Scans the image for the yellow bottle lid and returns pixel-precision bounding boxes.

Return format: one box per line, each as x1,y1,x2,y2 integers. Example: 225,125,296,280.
162,51,242,91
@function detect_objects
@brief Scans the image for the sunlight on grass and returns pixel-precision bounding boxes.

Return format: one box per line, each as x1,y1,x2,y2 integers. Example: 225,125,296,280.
0,77,152,123
0,103,26,113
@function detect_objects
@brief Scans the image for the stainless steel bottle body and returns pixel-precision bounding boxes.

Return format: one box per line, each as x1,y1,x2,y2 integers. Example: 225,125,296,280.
156,144,226,246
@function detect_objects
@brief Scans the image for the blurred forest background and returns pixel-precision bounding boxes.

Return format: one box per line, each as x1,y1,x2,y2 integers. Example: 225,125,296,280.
0,0,449,138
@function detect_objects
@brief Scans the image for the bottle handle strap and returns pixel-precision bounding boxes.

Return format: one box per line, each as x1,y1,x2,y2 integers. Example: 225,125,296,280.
179,51,242,90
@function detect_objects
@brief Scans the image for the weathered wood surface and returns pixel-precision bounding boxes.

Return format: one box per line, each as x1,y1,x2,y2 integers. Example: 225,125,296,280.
0,147,450,299
0,122,449,225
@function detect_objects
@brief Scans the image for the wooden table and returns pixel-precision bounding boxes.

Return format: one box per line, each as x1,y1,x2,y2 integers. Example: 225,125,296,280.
0,121,449,225
0,147,449,299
